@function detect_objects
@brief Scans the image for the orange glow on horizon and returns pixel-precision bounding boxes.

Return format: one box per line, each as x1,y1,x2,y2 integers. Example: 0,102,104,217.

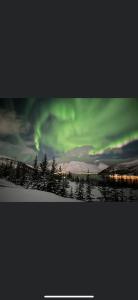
109,174,138,182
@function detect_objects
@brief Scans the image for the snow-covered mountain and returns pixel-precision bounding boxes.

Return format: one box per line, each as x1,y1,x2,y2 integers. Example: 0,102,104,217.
0,155,18,166
0,155,108,174
100,160,138,175
0,155,34,170
56,160,108,174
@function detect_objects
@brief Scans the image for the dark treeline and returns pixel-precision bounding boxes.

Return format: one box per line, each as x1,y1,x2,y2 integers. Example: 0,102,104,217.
0,155,70,198
0,156,137,202
0,155,93,201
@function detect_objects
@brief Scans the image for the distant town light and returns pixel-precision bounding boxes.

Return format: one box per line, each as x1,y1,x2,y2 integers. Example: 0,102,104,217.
109,174,138,181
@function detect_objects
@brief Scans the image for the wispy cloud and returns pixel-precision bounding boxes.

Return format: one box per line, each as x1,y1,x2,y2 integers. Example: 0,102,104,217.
0,109,27,135
0,140,36,163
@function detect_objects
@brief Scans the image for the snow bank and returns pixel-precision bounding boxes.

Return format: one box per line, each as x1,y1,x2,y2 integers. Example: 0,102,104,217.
0,179,81,202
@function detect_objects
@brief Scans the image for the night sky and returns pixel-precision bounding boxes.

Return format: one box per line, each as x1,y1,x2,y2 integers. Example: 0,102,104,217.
0,98,138,164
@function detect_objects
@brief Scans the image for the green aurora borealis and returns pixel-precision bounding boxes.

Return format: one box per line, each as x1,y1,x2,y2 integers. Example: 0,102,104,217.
0,98,138,162
34,98,138,155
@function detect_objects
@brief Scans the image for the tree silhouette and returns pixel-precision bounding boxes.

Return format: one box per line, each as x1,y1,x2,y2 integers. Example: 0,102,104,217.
69,187,74,198
75,181,84,201
85,170,92,201
59,177,68,197
86,182,92,201
40,154,48,175
56,166,63,194
46,158,57,193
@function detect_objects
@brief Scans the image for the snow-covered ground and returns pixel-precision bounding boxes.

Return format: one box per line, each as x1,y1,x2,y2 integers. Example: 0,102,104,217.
0,179,137,202
0,179,81,202
69,181,102,201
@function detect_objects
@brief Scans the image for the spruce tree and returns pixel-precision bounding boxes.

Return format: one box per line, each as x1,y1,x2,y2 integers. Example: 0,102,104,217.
47,157,57,193
0,163,4,178
86,181,91,201
75,181,84,201
3,161,9,178
32,155,39,188
100,186,108,202
75,176,80,184
40,154,48,175
85,169,92,201
64,175,70,188
33,155,38,169
15,161,21,185
67,171,73,181
59,179,67,197
7,161,14,182
58,175,69,198
51,157,57,175
37,153,49,191
56,166,63,194
69,187,74,198
86,169,90,184
20,164,27,186
58,165,62,174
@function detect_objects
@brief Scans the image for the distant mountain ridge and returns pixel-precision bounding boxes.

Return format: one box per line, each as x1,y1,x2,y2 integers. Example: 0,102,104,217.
0,156,108,174
100,160,138,176
1,155,138,175
0,156,34,170
56,160,108,174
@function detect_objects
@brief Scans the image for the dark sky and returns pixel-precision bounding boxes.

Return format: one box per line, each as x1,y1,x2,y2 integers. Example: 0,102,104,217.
0,98,138,164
